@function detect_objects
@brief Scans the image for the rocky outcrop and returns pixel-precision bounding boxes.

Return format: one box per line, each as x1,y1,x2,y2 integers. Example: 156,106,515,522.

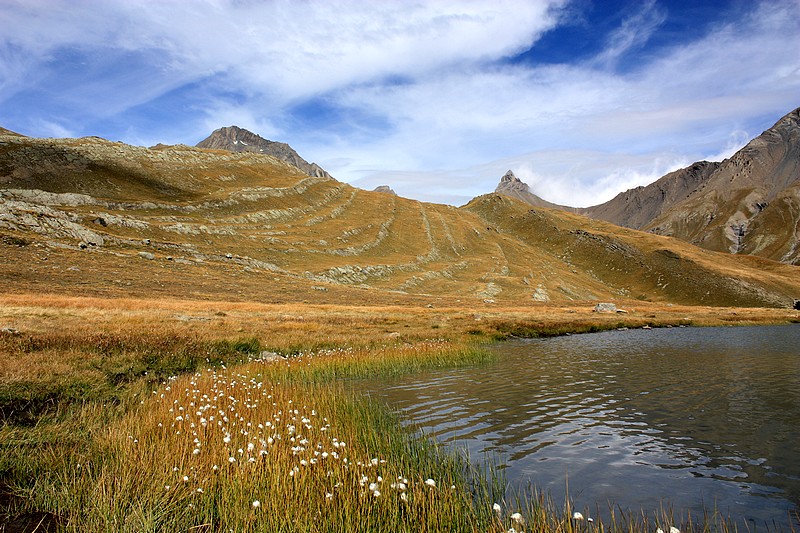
495,170,571,210
196,126,332,179
373,185,397,195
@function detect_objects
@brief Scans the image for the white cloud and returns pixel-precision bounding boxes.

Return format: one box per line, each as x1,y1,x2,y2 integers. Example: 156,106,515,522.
0,1,567,110
591,0,666,69
316,1,800,205
0,0,798,208
34,119,78,139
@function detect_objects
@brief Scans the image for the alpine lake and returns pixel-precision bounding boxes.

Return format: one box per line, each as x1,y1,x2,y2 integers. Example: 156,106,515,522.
352,324,800,530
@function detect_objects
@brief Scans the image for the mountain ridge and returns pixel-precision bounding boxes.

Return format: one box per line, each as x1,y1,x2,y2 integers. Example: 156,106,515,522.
496,106,800,264
196,125,332,180
495,170,572,210
1,126,798,308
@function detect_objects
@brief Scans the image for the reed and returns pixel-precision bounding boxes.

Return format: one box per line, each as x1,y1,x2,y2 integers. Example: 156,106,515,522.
2,294,798,531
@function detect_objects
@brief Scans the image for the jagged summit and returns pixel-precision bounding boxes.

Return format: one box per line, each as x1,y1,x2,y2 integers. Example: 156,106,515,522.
196,126,331,179
496,170,527,192
495,170,570,210
373,185,397,195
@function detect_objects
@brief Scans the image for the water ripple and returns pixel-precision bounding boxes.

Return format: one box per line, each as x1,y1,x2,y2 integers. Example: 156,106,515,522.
353,324,800,529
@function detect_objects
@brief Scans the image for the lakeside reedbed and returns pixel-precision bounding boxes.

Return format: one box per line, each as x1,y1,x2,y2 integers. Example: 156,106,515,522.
2,294,798,531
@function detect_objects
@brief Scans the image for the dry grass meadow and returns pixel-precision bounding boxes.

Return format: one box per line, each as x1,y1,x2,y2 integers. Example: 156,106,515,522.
2,292,798,532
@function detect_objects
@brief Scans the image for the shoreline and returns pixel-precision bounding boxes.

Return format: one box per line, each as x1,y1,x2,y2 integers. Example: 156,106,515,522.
1,292,799,530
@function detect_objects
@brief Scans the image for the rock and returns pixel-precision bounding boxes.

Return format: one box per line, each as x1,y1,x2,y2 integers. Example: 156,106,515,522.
259,351,285,362
138,251,155,260
483,299,495,304
373,185,397,195
594,302,617,313
531,286,550,302
196,125,333,179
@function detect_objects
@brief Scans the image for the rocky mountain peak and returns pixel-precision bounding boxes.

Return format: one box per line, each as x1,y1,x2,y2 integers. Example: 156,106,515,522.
497,170,527,191
494,170,569,210
373,185,397,195
196,126,332,179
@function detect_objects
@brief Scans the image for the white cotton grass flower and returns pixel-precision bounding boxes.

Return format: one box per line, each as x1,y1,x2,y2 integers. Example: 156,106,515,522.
670,528,680,533
424,478,436,488
252,500,260,508
510,512,524,524
493,503,502,514
573,511,584,520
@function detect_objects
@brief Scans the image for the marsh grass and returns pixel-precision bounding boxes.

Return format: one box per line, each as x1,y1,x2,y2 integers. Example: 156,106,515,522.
11,360,491,531
2,295,799,531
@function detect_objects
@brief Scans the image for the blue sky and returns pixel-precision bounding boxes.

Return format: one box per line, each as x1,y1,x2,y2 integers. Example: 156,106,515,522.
1,0,798,206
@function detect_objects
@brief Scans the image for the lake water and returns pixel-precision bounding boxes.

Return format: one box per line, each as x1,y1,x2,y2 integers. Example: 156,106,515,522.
352,324,800,529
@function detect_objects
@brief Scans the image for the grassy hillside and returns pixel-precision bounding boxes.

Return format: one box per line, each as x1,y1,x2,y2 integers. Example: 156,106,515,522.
1,131,799,308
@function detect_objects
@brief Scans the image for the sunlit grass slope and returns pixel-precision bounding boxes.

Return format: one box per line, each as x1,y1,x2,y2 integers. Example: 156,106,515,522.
1,132,799,308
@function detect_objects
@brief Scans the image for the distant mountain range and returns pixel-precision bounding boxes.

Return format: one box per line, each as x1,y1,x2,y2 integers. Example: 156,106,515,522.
1,108,798,307
497,107,800,265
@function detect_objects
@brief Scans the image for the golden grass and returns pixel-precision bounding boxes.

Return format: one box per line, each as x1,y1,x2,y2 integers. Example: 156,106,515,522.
1,293,799,531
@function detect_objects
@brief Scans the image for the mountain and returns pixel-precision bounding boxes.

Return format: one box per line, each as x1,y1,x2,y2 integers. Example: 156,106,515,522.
495,170,571,210
0,126,23,137
1,127,798,308
495,107,800,265
196,125,332,179
373,185,397,195
641,108,800,264
580,161,719,230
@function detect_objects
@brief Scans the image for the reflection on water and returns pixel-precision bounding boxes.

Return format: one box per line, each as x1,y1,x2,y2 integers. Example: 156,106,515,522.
351,324,800,528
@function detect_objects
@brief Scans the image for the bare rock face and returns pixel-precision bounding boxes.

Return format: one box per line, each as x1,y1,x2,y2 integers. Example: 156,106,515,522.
495,107,800,265
581,161,719,230
197,126,332,179
373,185,396,195
640,107,800,264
